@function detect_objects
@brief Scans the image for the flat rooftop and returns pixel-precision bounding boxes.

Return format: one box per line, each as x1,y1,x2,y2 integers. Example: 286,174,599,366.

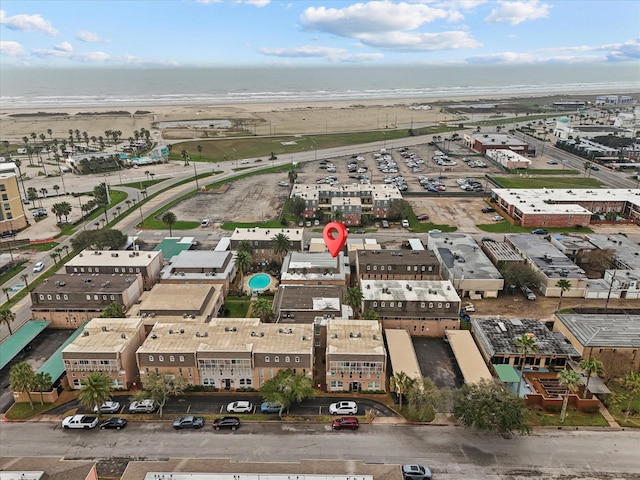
62,317,143,354
291,183,402,201
356,249,440,268
506,234,586,279
584,233,640,270
556,314,640,348
33,273,140,293
446,330,492,385
481,241,523,262
66,249,161,267
426,233,503,281
361,279,460,303
384,329,421,381
472,317,579,358
275,285,344,312
327,320,385,356
230,227,303,242
137,284,216,313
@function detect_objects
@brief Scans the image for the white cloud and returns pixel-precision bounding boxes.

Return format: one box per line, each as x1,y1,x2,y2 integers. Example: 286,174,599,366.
33,47,111,62
77,30,110,43
484,1,551,25
257,45,346,58
54,41,73,52
357,30,481,51
300,2,453,37
196,0,270,4
0,9,59,35
335,52,384,63
0,40,26,57
537,38,640,62
466,51,608,64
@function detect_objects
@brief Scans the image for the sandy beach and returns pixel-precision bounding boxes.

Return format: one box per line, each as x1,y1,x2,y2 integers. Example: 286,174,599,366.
1,92,637,143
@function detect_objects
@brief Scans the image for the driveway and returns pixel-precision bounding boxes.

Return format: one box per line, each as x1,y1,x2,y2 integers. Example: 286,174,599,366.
411,337,463,390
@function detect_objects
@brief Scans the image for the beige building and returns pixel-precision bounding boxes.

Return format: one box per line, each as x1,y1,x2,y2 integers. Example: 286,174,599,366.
65,249,163,290
159,250,237,293
62,317,146,389
0,170,27,234
230,227,304,265
325,320,386,392
280,251,350,286
136,319,314,390
355,249,441,282
30,273,144,328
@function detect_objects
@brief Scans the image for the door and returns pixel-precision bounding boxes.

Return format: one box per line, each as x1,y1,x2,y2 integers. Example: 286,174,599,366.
224,379,231,390
349,381,360,392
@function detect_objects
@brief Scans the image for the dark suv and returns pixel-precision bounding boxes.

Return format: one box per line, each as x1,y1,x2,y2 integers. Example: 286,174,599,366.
212,416,241,431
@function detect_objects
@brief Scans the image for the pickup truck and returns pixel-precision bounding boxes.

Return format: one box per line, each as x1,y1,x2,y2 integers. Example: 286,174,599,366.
61,414,99,429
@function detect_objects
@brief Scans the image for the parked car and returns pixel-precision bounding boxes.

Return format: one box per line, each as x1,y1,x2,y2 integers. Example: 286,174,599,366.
531,229,548,235
200,219,210,228
332,416,359,430
401,219,410,228
428,229,442,235
491,215,504,222
173,415,205,429
128,399,159,413
260,402,283,414
481,207,496,213
254,158,263,162
226,401,253,413
94,401,120,414
402,464,432,480
590,165,600,171
212,416,241,430
353,229,366,234
100,417,127,430
32,262,45,273
329,401,358,415
62,415,99,430
481,237,496,243
416,214,430,221
381,220,390,228
521,286,537,301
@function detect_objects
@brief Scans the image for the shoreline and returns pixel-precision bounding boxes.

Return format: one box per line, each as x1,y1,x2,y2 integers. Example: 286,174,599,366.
1,90,637,141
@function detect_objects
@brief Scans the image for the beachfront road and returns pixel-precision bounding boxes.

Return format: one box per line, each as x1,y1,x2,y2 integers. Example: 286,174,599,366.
1,422,640,479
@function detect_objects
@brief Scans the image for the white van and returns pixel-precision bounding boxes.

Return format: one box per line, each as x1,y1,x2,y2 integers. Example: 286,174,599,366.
17,148,27,155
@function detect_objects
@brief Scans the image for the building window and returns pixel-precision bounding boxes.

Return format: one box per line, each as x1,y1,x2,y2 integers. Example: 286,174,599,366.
445,303,450,308
110,295,115,301
315,326,320,335
285,356,290,362
274,356,279,363
390,302,394,307
373,301,377,307
366,265,371,271
169,356,175,362
179,355,184,362
63,295,68,300
39,294,44,300
398,302,402,307
420,302,425,308
102,295,107,301
429,302,433,308
373,265,377,270
381,265,385,271
188,368,193,377
437,303,442,308
265,356,270,363
295,356,300,363
149,355,154,362
47,295,52,300
315,339,321,347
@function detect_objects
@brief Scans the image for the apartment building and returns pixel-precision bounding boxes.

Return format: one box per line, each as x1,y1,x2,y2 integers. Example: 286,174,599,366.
62,317,146,389
160,250,237,293
290,183,403,225
30,273,143,328
136,319,314,390
325,320,387,393
0,170,27,234
65,249,163,290
355,249,441,282
273,285,346,323
280,251,350,287
361,279,461,337
463,133,530,155
426,232,504,298
230,227,303,265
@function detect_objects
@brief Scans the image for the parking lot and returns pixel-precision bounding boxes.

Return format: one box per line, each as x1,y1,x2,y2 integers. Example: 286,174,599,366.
412,337,463,391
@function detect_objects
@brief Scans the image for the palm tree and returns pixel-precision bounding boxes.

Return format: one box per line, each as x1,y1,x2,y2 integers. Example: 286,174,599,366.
271,233,291,259
20,273,29,289
558,369,581,423
2,287,11,304
10,362,36,410
181,149,190,166
620,371,640,421
161,211,177,236
237,240,254,256
235,250,252,289
78,372,113,418
332,209,344,222
579,357,604,398
251,297,273,322
584,161,592,177
514,333,538,397
197,144,203,159
33,371,53,405
556,279,571,311
390,371,415,411
52,184,60,196
0,308,16,335
344,286,363,319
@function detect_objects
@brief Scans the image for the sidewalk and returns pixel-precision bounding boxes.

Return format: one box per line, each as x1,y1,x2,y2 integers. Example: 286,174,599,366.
596,398,621,428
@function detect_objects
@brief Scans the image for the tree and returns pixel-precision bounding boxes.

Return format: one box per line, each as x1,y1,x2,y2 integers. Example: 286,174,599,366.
27,187,39,206
362,310,380,321
407,376,452,422
20,273,29,289
161,211,177,236
78,372,113,418
584,161,592,177
93,183,110,224
271,233,291,258
619,371,640,421
289,196,306,218
0,308,16,335
10,362,36,410
251,297,273,322
52,184,60,196
101,302,125,318
390,371,415,411
197,144,203,159
558,369,582,423
498,263,539,291
259,368,316,418
33,372,53,406
71,229,127,251
2,287,11,304
514,333,538,398
579,357,604,398
235,250,252,288
288,166,297,185
331,209,344,222
556,279,572,311
344,287,363,319
132,372,187,418
453,379,531,437
237,240,254,256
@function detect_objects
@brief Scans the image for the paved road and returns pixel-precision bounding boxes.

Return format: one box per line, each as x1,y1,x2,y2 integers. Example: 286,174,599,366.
1,422,639,479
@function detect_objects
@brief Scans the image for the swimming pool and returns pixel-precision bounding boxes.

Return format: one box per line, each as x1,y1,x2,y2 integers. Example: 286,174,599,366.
247,273,271,290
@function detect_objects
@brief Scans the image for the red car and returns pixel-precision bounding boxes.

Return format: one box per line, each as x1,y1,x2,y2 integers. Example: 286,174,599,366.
416,214,430,221
254,159,263,162
332,416,359,430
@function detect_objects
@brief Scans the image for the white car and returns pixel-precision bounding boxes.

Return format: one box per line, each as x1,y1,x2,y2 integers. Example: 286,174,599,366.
33,261,45,273
401,219,410,228
226,401,253,413
128,399,159,413
240,159,250,164
94,401,121,414
491,215,504,222
328,401,358,415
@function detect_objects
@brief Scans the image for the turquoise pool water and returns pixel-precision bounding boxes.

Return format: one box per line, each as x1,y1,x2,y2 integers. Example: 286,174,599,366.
248,273,271,290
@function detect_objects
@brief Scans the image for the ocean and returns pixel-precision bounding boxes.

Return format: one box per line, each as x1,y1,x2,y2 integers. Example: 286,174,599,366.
1,64,638,110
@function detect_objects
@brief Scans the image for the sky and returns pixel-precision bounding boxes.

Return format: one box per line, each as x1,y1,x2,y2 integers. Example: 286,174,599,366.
1,0,639,67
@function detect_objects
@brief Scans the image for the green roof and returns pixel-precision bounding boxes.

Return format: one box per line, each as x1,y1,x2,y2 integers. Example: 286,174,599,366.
0,321,49,370
154,238,192,260
37,324,87,380
493,364,521,383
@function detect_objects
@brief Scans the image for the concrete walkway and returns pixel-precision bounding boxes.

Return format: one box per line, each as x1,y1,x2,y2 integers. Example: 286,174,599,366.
596,398,621,428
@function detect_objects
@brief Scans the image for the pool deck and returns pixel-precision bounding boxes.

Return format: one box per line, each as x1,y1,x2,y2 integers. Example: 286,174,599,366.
244,273,278,294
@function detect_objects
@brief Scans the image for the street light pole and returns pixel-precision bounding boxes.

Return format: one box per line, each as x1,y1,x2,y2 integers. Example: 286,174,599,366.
193,161,199,189
137,193,144,226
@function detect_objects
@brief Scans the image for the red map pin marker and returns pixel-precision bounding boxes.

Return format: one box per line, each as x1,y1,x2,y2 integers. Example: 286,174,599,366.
323,221,348,258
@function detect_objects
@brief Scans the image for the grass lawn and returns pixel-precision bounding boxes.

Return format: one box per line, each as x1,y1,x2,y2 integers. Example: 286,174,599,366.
17,241,58,251
118,179,165,190
605,383,640,428
0,261,27,285
221,220,286,231
477,222,592,234
494,176,602,189
54,223,75,237
224,296,251,317
527,407,609,427
508,168,580,176
5,401,54,420
83,190,128,222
